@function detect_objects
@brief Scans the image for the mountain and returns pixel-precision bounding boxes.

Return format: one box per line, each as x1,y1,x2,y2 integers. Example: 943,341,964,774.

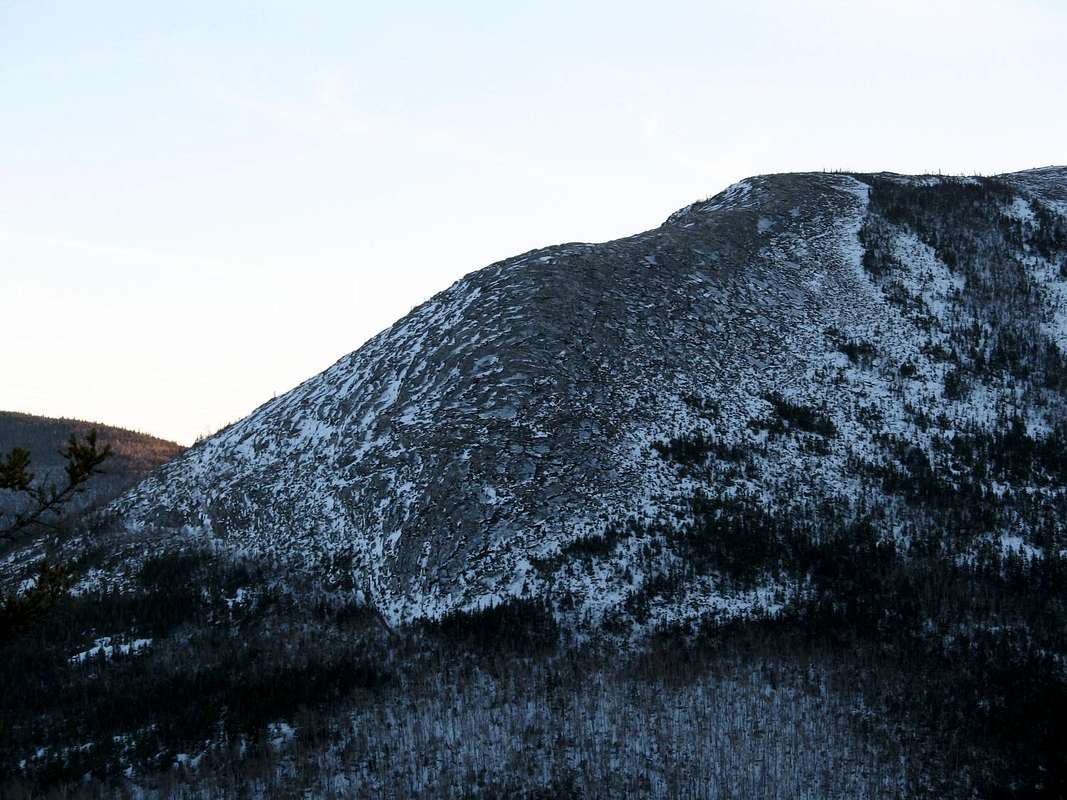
110,167,1067,624
0,412,184,528
7,168,1067,799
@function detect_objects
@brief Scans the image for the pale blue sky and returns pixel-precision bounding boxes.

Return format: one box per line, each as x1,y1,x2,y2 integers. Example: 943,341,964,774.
2,0,1064,444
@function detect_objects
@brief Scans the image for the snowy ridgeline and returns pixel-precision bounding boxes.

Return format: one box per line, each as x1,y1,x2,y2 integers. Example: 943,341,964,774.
99,168,1067,627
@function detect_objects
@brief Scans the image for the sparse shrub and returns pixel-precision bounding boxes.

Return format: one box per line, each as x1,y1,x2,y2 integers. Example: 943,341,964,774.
761,393,837,438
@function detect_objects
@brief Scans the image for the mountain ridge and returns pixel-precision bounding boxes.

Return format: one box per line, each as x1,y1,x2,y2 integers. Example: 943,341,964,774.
109,167,1067,624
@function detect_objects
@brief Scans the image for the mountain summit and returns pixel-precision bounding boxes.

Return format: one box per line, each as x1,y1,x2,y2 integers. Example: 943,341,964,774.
111,168,1067,623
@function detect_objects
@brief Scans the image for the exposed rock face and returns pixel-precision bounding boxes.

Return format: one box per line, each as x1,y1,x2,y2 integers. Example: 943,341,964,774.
111,168,1067,622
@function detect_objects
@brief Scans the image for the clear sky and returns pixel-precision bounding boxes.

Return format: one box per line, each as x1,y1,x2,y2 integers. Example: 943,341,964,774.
2,0,1064,445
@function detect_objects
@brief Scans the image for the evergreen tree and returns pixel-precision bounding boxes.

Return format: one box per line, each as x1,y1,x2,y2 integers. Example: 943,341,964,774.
0,429,112,541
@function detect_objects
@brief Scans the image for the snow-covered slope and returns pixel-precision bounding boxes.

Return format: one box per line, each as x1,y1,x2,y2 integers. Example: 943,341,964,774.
110,168,1067,623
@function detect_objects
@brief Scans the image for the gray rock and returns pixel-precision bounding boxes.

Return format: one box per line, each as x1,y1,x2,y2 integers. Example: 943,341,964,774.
110,168,1067,623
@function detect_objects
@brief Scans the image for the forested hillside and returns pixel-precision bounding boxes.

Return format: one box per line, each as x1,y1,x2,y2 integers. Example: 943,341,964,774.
0,412,183,527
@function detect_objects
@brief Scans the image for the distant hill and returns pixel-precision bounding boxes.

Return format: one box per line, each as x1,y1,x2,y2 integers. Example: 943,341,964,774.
0,411,183,526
